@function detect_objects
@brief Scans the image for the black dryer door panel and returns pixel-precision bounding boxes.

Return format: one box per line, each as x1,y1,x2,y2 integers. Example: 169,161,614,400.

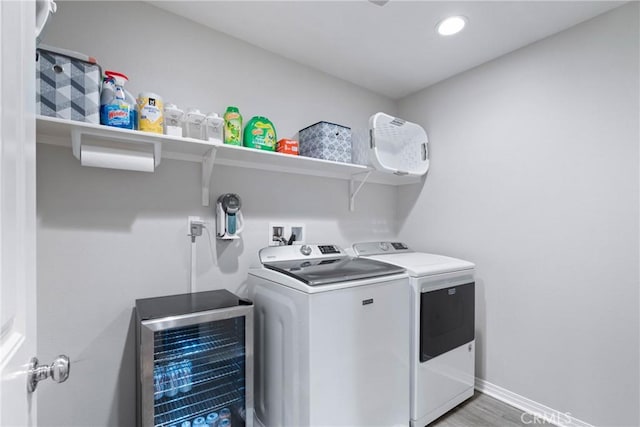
420,282,475,362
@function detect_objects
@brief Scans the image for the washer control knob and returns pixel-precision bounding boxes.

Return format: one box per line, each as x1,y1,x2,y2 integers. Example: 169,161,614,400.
379,242,390,251
300,245,312,256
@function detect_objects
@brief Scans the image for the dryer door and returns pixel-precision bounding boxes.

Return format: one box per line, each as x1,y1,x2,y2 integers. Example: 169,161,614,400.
420,281,475,362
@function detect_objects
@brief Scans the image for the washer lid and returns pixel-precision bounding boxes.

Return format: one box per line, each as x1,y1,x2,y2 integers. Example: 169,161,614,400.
363,252,474,277
263,257,405,286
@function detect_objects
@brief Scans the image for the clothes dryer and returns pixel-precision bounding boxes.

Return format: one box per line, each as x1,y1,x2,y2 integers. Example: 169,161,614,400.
353,242,476,427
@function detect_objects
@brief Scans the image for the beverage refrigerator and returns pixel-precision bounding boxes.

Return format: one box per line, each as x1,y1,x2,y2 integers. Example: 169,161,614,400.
136,290,253,427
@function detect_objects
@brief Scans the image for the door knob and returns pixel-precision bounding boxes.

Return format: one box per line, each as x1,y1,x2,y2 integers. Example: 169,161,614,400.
27,355,70,393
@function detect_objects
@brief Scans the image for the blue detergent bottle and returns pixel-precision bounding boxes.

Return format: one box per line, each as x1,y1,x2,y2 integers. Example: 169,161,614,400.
100,70,137,129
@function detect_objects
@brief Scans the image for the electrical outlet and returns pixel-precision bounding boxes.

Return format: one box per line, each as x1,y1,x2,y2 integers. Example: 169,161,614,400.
188,216,205,242
188,216,204,231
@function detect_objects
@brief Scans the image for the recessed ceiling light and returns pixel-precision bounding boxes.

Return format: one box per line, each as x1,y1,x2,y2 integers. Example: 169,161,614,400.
436,16,467,36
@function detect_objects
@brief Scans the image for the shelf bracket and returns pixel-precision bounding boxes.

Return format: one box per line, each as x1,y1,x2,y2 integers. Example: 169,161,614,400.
202,148,217,206
349,170,372,212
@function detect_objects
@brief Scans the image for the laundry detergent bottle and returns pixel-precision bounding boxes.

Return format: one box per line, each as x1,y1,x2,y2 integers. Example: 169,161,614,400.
100,70,137,129
223,106,242,145
244,116,276,151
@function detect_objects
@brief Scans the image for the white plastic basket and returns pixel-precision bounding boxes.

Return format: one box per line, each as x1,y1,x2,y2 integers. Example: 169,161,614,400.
353,112,429,176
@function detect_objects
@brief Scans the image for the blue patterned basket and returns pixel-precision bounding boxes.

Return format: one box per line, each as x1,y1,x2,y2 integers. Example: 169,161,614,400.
298,121,352,164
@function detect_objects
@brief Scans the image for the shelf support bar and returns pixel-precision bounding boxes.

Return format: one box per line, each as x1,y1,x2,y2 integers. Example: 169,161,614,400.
349,170,372,212
202,148,217,207
71,128,81,160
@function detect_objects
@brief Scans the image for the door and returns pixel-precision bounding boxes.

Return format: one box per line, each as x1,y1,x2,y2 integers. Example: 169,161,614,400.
0,0,37,425
420,281,474,361
309,278,410,427
417,278,476,423
138,305,254,427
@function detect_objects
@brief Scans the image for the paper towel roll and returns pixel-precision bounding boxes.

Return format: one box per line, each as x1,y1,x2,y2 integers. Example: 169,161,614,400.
80,145,155,172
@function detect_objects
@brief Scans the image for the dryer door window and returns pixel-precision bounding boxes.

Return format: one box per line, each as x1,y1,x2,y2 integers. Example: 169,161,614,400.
420,282,474,362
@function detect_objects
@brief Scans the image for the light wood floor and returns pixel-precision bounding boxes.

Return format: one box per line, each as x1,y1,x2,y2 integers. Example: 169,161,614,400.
429,392,556,427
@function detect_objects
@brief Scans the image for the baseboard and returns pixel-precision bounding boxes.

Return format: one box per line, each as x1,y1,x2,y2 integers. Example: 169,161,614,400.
474,378,593,427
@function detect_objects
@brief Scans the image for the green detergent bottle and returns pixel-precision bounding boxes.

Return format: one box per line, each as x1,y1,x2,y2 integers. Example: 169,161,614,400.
243,116,277,151
224,106,242,145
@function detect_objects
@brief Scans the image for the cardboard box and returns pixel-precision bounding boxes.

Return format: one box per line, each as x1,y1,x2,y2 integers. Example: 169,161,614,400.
276,139,299,155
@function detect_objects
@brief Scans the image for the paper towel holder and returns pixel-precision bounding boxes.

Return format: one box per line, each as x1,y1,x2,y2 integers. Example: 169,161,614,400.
71,127,162,171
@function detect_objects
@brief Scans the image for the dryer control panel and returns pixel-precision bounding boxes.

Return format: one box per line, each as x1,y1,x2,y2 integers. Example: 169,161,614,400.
352,241,412,256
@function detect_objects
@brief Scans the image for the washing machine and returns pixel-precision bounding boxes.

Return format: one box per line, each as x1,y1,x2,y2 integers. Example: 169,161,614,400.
247,244,411,427
353,242,476,427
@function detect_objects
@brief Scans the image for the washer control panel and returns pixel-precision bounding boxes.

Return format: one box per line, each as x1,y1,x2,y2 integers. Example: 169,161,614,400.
391,242,409,250
260,244,346,263
318,245,340,254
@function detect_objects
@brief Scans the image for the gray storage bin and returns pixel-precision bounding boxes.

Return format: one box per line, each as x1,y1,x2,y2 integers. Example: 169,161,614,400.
36,46,101,123
298,121,352,164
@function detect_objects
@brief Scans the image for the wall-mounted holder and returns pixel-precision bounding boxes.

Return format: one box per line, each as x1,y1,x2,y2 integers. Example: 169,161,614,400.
216,193,244,240
71,127,161,172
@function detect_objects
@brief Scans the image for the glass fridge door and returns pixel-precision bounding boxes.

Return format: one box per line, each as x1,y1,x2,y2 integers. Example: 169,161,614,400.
149,315,249,427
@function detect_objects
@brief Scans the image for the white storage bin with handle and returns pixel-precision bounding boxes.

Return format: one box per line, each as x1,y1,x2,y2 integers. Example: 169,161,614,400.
352,112,429,176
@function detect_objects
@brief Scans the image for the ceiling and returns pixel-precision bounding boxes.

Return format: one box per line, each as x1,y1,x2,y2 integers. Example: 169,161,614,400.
150,1,625,99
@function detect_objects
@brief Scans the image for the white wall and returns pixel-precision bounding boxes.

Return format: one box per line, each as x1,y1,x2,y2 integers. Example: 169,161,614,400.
397,4,639,426
37,2,398,425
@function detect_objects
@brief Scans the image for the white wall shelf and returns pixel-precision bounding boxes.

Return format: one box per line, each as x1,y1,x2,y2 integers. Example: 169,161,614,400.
36,115,422,209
